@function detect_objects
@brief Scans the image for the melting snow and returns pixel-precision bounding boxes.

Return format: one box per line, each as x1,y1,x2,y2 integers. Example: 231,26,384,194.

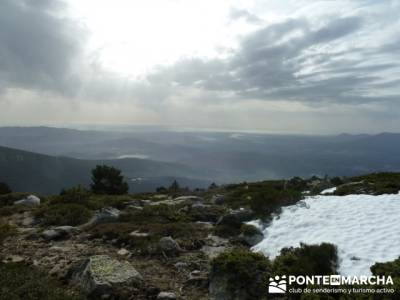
252,193,400,276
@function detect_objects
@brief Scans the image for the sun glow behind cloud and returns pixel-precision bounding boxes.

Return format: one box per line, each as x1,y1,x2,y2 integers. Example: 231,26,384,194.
70,0,257,77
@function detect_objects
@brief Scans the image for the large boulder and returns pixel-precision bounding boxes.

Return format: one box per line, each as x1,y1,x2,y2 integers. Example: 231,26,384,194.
158,236,182,256
70,255,142,298
14,195,40,206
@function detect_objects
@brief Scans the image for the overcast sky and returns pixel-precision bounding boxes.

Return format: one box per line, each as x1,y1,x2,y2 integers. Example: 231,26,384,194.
0,0,399,134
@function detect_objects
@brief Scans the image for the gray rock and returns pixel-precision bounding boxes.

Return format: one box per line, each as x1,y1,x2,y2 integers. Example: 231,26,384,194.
157,292,177,300
14,195,40,206
22,215,35,226
186,270,208,288
174,262,188,270
42,226,78,240
95,207,120,222
201,245,227,259
201,235,230,259
117,248,130,256
212,195,225,205
174,195,203,202
83,207,120,227
2,255,25,263
159,236,181,255
70,255,142,297
151,195,203,207
129,230,150,238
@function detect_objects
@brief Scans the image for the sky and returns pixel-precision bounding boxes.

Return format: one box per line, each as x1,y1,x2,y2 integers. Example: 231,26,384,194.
0,0,399,134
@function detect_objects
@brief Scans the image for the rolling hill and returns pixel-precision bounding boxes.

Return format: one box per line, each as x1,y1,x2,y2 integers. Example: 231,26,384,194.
0,145,212,194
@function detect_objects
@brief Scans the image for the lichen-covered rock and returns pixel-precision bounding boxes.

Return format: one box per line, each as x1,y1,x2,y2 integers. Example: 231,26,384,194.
14,195,40,206
70,255,142,297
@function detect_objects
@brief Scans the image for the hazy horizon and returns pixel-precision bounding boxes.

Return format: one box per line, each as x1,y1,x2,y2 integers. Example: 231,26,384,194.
1,123,400,136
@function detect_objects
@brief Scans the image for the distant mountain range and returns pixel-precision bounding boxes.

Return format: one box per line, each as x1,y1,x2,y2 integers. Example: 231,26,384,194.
1,126,400,194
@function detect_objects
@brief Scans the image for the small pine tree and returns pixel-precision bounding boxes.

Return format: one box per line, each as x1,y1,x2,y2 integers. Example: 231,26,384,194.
0,182,11,195
168,180,180,192
90,165,129,195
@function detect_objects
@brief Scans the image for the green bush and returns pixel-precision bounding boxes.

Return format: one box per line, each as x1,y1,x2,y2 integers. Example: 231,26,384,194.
240,224,260,236
0,223,17,243
273,242,338,276
0,262,84,300
214,224,241,238
35,203,92,226
0,192,30,207
211,249,271,299
121,204,189,224
59,185,91,203
335,172,400,195
249,188,302,218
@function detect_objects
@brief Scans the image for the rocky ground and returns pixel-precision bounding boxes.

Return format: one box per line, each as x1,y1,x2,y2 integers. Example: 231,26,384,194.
0,191,262,300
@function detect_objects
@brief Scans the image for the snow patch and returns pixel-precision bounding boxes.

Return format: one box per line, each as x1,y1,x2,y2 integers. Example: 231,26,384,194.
252,193,400,276
320,187,337,194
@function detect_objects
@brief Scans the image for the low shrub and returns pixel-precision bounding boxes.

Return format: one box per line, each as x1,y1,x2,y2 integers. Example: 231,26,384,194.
35,203,92,226
59,185,91,203
120,204,189,224
0,262,84,300
240,224,260,236
335,172,400,195
273,242,338,276
90,221,208,253
211,249,271,299
0,192,31,207
224,181,302,219
0,223,17,243
214,224,241,238
371,256,400,277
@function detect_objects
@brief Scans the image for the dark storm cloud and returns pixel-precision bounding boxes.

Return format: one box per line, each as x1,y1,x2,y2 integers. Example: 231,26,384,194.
151,14,399,105
0,0,85,95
